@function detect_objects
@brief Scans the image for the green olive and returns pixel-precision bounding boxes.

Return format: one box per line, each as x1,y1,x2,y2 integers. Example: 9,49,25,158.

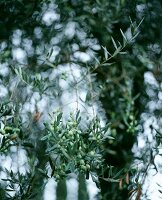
80,159,85,165
62,136,66,140
71,136,74,140
77,154,82,159
86,164,90,170
76,134,80,140
80,165,86,171
89,151,95,156
69,142,73,146
97,135,101,139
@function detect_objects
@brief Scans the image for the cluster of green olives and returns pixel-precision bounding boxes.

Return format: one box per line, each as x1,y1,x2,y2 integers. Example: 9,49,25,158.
43,111,106,180
126,114,138,134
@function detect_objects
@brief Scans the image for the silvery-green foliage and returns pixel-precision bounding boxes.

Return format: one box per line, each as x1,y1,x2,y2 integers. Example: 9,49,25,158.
42,110,113,181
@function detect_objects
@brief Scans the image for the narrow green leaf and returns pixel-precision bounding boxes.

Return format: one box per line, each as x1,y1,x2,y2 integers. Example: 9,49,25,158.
22,142,34,148
100,62,115,67
135,17,145,32
101,177,119,182
1,136,6,149
102,46,108,60
76,110,80,120
41,135,49,141
111,37,118,49
57,112,62,123
120,29,127,42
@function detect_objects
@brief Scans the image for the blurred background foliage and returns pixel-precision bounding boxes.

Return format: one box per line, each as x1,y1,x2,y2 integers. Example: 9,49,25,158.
0,0,162,199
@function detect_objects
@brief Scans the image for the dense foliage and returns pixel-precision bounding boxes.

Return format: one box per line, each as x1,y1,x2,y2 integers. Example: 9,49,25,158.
0,0,162,200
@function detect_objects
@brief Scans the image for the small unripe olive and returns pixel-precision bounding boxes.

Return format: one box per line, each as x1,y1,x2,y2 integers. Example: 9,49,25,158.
77,154,82,159
69,130,73,136
80,165,86,171
89,151,95,156
130,122,133,126
71,135,74,140
109,140,114,144
80,159,85,165
69,142,73,146
92,136,96,141
62,136,66,140
76,134,80,140
97,135,101,140
129,115,134,120
86,164,90,170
